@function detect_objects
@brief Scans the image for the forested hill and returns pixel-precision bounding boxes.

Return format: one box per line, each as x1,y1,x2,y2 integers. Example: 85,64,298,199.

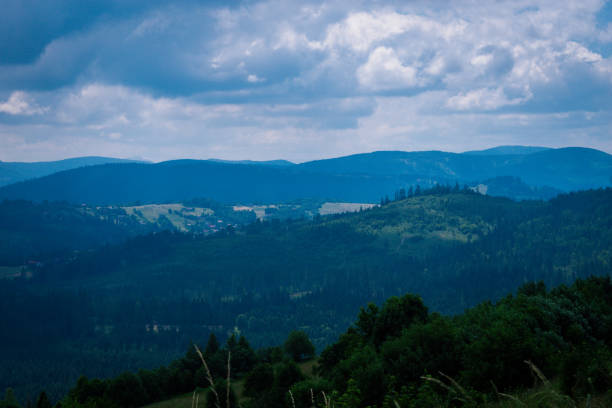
1,147,611,203
0,160,399,204
0,199,257,267
2,188,612,402
38,188,612,313
0,156,143,187
50,276,612,408
0,200,160,266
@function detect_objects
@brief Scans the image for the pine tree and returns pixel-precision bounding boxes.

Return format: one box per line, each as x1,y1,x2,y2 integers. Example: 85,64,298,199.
2,388,21,408
204,333,220,358
336,379,361,407
35,392,51,408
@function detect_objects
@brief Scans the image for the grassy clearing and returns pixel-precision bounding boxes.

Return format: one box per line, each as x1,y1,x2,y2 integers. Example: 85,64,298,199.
142,391,198,408
233,204,276,220
318,202,377,215
123,204,213,231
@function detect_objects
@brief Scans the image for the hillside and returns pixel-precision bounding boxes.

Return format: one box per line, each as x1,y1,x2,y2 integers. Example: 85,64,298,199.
0,199,259,267
299,147,612,191
36,188,612,314
0,160,397,204
39,276,612,408
0,156,143,187
0,197,378,268
0,147,610,204
2,188,612,401
0,200,154,266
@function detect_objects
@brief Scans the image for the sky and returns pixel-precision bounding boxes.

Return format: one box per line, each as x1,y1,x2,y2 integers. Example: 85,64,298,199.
1,0,612,163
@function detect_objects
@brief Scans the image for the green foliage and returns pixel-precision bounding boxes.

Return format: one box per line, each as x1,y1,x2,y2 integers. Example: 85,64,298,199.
35,392,52,408
0,389,21,408
205,334,220,358
284,331,315,362
204,380,236,408
288,378,332,408
381,315,459,385
276,361,305,390
243,363,274,398
230,335,258,374
560,344,612,398
335,379,361,408
371,294,428,347
29,275,612,408
242,360,306,408
319,276,612,407
57,332,259,408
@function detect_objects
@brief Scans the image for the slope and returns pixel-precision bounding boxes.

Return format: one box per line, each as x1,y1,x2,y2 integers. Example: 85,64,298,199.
0,160,399,204
0,156,144,187
1,147,610,204
2,189,612,402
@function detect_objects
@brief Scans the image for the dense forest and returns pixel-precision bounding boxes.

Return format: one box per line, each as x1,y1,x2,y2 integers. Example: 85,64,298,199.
1,187,612,402
5,276,611,407
0,200,155,266
0,198,261,266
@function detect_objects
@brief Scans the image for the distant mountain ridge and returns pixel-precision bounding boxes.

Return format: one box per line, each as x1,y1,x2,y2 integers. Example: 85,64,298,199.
463,145,552,155
207,158,295,166
0,147,610,204
0,156,145,187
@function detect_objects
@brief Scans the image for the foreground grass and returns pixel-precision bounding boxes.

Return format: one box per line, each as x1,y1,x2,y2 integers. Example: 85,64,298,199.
141,391,196,408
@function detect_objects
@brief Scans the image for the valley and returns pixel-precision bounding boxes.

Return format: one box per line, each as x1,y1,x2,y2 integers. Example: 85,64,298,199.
0,148,611,407
2,185,612,404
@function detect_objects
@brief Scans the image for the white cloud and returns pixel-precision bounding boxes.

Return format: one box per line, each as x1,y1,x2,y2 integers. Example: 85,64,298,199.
247,74,264,83
0,91,47,115
357,47,418,90
322,11,464,53
563,41,602,63
446,87,531,111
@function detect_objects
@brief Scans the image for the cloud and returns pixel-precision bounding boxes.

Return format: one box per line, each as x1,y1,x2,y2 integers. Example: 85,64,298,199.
322,11,465,53
247,74,265,83
471,45,515,79
446,87,531,111
0,91,47,115
0,0,611,161
357,47,418,91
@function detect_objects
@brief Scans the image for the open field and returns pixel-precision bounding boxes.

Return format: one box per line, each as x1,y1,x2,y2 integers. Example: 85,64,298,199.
123,204,214,231
233,204,275,219
318,202,377,215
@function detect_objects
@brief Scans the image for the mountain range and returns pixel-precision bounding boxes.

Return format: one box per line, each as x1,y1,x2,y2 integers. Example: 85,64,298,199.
0,146,610,204
0,156,144,188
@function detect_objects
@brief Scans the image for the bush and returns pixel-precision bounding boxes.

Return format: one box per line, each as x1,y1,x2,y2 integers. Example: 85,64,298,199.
284,331,315,362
